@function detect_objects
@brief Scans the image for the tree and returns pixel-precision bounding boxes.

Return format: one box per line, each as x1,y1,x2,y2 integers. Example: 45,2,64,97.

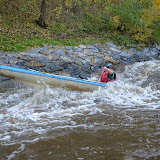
38,0,47,28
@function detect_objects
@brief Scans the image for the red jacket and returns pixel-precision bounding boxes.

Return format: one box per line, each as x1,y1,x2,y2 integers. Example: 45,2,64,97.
100,70,116,83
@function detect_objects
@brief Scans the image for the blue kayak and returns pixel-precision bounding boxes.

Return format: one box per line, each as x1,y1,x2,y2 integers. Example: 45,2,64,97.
0,65,107,91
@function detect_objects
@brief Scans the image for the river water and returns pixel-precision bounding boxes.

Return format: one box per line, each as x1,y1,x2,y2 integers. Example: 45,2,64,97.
0,60,160,160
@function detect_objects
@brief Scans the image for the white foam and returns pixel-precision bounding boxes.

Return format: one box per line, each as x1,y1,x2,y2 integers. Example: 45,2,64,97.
1,135,11,141
6,144,25,160
0,60,159,145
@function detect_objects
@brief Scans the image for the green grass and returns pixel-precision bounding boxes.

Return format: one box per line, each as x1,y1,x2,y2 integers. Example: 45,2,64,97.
0,32,142,53
0,34,98,52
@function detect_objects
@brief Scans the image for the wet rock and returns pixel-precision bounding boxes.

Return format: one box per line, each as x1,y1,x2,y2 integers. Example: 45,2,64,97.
91,65,101,72
0,75,8,80
133,54,144,62
128,56,136,64
65,64,78,72
45,62,64,72
73,68,88,79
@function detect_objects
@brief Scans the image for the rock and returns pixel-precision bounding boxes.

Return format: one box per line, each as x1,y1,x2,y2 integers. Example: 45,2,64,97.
92,48,99,53
133,54,144,62
27,48,41,54
120,52,133,58
67,50,74,55
82,56,92,62
143,48,150,54
105,42,114,47
47,54,59,61
43,45,54,49
64,64,79,74
25,61,44,67
36,57,48,65
66,46,72,50
73,68,88,79
87,45,95,49
92,55,104,65
7,54,19,61
99,49,107,53
9,59,23,65
91,66,101,72
128,56,135,64
0,76,10,82
74,47,83,52
109,47,121,53
128,48,137,55
104,56,119,64
74,59,83,66
110,53,121,61
45,62,63,72
39,48,46,54
54,50,65,55
107,50,112,55
146,48,159,59
136,50,146,59
156,44,160,50
0,41,159,82
83,49,93,56
79,44,86,49
60,56,74,63
83,62,90,69
119,60,130,64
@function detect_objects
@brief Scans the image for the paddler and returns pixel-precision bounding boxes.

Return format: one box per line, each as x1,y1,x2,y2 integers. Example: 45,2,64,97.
100,63,117,83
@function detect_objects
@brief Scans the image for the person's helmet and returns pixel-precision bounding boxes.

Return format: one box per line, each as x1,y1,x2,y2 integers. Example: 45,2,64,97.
106,63,112,68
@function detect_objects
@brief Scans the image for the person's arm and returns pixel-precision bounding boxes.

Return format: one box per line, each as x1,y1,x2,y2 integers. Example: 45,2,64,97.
103,67,113,75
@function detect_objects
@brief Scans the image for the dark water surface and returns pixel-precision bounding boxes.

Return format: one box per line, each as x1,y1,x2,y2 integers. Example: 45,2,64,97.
0,60,160,160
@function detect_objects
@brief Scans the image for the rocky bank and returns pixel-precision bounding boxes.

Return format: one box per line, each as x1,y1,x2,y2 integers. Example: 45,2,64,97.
0,42,160,82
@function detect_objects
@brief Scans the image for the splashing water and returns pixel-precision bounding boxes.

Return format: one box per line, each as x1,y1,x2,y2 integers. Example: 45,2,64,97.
0,60,160,159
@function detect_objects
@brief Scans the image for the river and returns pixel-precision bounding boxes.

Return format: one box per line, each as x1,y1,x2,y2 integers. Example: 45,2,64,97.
0,60,160,160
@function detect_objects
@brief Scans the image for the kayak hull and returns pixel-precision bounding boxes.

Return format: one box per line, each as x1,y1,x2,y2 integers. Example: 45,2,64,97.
0,65,107,92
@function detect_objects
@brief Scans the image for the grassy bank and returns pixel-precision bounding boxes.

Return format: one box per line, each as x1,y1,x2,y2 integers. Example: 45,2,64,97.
0,33,111,52
0,0,159,52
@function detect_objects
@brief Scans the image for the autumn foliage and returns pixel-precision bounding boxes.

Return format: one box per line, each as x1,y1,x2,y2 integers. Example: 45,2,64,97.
0,0,159,52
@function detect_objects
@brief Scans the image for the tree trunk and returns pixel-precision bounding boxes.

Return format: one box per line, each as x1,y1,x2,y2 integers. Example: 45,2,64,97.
38,0,47,28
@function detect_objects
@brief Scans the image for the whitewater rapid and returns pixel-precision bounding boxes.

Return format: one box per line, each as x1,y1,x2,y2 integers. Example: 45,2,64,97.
0,60,159,146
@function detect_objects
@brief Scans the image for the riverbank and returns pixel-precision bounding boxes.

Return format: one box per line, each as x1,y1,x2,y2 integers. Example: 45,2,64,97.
0,42,160,82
